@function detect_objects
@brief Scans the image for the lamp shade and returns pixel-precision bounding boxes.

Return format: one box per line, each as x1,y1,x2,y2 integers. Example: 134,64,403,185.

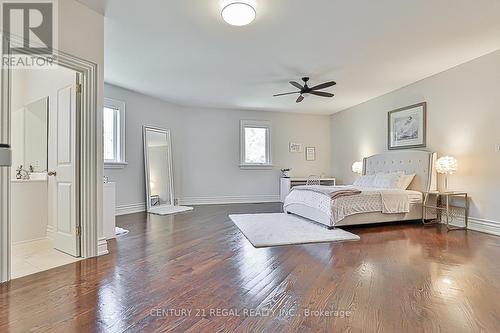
436,156,458,174
352,161,363,174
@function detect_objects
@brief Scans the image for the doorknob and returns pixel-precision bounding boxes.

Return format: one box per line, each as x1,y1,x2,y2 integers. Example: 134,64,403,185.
48,171,57,177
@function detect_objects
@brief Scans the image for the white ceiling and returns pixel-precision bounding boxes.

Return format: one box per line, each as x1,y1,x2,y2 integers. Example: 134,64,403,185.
97,0,500,114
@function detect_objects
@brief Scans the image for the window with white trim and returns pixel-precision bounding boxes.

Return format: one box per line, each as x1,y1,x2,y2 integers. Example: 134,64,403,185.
103,98,127,168
240,120,272,169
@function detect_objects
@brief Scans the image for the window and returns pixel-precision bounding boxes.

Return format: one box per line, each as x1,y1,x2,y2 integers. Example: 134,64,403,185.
103,98,127,168
240,120,272,169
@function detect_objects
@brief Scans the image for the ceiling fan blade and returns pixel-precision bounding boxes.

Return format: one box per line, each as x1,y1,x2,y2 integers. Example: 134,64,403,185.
273,91,299,97
296,95,304,103
289,81,304,90
310,81,337,91
310,91,334,98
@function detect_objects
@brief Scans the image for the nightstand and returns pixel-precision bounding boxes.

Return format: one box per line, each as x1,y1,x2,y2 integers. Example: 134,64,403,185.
422,191,469,231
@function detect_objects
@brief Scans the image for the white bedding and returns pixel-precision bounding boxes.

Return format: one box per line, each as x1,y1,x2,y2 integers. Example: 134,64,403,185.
283,186,422,226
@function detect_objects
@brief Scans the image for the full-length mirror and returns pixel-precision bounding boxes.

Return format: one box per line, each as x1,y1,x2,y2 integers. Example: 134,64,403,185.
143,126,174,211
11,97,48,173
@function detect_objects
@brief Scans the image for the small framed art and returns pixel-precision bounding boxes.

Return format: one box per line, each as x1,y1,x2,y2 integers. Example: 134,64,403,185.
289,142,302,153
305,147,316,161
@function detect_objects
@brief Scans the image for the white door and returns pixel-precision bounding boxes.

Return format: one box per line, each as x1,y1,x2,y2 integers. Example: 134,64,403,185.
49,76,80,257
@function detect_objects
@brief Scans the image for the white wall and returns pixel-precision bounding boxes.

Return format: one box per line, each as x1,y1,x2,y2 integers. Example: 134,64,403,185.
331,49,500,226
104,84,331,210
103,84,183,210
178,106,331,204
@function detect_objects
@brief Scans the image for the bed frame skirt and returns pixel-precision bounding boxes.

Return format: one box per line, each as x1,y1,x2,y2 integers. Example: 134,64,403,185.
284,203,424,228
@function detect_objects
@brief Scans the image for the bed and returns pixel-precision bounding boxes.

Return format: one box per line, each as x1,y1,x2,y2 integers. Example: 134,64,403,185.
283,151,438,228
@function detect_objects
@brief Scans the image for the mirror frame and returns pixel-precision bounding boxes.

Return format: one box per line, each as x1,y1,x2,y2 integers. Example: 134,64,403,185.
143,125,174,212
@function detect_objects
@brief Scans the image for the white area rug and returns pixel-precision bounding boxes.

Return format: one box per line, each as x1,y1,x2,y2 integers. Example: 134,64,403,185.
229,213,360,248
149,205,193,216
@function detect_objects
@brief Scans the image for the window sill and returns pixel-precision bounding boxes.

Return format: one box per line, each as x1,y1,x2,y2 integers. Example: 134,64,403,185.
239,164,274,170
104,161,128,169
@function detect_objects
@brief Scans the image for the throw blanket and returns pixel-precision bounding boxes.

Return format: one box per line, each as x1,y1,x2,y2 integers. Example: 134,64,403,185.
380,190,410,213
291,185,361,200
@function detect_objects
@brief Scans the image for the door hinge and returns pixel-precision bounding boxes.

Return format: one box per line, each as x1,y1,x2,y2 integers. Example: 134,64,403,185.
76,83,82,93
76,226,81,237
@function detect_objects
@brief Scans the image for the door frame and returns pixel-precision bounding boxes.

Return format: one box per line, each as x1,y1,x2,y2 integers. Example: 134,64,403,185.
0,35,100,282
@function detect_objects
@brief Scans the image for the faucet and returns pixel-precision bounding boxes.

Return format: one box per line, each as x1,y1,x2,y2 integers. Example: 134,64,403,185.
15,165,30,180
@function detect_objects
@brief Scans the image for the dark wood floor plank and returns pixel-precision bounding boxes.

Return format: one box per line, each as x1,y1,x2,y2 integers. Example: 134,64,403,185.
1,203,500,333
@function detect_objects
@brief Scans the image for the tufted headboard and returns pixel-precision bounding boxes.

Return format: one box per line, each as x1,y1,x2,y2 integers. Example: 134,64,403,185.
363,150,437,192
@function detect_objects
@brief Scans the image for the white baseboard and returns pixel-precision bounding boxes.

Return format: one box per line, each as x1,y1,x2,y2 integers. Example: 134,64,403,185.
46,225,54,240
178,195,281,206
114,196,280,216
46,226,109,256
98,237,108,256
468,217,500,236
116,203,146,216
12,237,48,246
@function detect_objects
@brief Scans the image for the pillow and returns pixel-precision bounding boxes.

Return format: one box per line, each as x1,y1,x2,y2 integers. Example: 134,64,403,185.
353,174,376,187
372,172,404,189
397,173,416,190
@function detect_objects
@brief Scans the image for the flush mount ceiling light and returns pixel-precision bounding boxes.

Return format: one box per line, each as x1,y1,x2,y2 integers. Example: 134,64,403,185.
221,0,256,26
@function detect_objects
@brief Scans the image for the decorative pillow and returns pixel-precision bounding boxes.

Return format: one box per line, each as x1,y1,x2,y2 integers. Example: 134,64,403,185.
372,172,404,189
353,174,376,187
398,173,416,190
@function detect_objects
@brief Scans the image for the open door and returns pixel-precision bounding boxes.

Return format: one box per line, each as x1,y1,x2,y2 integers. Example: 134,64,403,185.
48,74,81,257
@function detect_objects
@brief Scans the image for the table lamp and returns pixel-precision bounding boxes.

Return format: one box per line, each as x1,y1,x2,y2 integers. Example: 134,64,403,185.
436,156,458,192
352,161,363,175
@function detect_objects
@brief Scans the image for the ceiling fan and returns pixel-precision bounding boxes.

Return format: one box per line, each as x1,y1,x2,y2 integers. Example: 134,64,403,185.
273,77,336,103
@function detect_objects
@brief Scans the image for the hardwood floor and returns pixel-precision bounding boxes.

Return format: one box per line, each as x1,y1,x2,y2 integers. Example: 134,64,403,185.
1,203,499,332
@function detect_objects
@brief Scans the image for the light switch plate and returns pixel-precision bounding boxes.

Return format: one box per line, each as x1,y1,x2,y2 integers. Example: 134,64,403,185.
496,144,500,153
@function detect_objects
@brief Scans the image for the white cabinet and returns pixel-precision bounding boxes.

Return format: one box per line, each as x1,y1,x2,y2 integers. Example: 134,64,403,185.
103,182,116,240
280,177,336,203
11,180,48,243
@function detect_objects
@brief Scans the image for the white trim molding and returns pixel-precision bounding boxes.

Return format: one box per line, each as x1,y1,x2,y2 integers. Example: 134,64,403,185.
1,35,11,282
468,217,500,236
12,237,48,246
116,203,146,216
104,161,128,169
46,225,54,240
98,237,109,256
178,195,280,206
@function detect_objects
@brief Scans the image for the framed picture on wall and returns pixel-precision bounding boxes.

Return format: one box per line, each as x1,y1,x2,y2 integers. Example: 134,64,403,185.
388,102,427,150
305,147,316,161
289,142,303,153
